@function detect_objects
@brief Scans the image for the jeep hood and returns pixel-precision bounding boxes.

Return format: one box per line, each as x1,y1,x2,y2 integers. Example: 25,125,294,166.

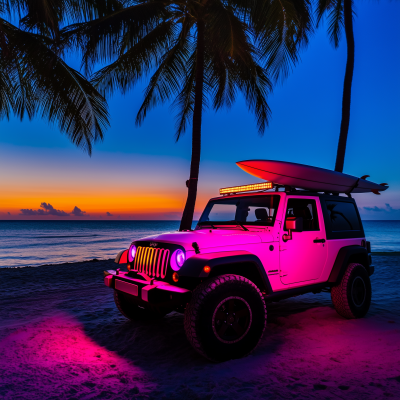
136,229,264,251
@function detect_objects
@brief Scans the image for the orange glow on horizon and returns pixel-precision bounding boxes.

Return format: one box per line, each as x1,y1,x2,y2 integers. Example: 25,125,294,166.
0,190,211,219
0,149,222,219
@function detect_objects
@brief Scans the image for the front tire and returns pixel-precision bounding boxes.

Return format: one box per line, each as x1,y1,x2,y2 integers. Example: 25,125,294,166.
331,263,371,319
114,290,167,321
184,274,266,362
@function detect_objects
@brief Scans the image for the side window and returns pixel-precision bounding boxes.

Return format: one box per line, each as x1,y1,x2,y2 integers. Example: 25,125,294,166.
325,201,361,231
285,198,319,231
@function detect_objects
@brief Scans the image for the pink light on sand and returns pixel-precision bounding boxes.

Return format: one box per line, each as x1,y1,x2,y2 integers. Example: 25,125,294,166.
0,314,154,397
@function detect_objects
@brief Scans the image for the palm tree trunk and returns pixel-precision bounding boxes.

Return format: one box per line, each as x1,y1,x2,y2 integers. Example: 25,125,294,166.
179,21,205,231
335,0,355,172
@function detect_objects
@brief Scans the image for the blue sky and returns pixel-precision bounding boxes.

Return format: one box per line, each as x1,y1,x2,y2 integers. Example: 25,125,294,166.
0,1,399,220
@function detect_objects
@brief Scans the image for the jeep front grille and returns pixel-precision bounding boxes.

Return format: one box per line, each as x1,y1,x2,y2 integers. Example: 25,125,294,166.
133,246,170,279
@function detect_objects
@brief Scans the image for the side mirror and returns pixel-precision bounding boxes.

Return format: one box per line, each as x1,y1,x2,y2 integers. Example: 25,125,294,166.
283,217,303,242
285,216,303,232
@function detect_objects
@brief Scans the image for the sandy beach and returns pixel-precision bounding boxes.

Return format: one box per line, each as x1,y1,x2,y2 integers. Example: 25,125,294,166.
1,256,400,399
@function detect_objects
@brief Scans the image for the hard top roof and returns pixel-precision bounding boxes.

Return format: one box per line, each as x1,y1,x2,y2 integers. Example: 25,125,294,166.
209,190,356,202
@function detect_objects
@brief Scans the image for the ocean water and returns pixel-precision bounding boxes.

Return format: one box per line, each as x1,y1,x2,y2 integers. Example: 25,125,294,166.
0,221,180,268
0,220,399,268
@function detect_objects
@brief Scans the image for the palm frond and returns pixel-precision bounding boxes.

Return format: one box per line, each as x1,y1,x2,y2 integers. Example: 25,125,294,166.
0,62,14,119
12,55,37,120
315,0,334,26
135,22,193,126
171,53,196,140
327,0,344,48
252,0,313,82
208,51,237,111
91,19,178,96
236,61,272,134
61,1,168,73
206,0,251,59
1,19,109,154
4,0,123,33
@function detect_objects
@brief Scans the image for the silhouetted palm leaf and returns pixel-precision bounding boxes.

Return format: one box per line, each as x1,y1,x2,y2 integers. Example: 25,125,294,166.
0,1,111,154
249,0,313,81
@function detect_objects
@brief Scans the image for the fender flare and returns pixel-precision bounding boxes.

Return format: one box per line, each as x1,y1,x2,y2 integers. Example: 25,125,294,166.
178,250,272,294
115,249,128,264
328,245,370,284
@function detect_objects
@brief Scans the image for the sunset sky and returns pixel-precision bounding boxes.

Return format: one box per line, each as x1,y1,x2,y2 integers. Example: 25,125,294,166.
1,1,399,221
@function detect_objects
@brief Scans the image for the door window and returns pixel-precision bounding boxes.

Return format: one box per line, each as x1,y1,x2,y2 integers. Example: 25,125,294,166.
285,198,319,231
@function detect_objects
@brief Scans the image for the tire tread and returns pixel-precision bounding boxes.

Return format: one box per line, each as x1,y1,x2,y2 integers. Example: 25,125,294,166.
184,274,266,361
331,263,369,319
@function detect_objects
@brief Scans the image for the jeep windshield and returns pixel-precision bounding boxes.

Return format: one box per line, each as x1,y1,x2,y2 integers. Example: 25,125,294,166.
197,195,280,227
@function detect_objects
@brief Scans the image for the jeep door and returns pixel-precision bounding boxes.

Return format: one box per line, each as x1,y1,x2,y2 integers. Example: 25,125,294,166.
279,196,328,285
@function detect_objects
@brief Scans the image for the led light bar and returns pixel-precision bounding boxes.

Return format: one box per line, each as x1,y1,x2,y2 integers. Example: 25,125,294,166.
220,182,274,195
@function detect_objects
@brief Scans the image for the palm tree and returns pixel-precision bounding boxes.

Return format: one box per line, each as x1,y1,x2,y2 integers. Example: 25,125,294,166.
316,0,354,172
0,1,111,154
65,0,312,229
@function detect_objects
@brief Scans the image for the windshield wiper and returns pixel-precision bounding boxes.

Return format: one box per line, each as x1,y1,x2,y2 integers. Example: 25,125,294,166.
199,222,217,229
199,222,248,231
235,223,249,231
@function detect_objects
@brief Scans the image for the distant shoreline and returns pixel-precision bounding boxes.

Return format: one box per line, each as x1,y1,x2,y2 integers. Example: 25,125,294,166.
2,258,115,269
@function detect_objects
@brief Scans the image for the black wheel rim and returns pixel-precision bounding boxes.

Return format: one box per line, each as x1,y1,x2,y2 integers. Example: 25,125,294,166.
351,276,366,307
212,296,252,344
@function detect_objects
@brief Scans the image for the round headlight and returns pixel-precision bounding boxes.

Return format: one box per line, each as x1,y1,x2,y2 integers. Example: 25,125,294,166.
176,249,186,267
128,244,137,263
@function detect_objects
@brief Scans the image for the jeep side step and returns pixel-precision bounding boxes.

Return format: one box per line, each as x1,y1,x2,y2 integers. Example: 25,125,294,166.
264,283,329,302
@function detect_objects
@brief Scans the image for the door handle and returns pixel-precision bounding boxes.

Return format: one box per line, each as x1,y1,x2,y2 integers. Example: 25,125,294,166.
313,239,326,243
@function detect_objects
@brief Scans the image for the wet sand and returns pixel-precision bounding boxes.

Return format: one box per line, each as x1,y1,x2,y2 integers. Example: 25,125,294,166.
1,256,400,399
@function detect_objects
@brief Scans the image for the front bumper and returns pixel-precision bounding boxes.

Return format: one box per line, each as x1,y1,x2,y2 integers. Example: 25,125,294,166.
104,270,191,306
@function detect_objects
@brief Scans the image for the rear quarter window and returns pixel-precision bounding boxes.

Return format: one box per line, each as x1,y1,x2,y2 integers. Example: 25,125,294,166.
321,198,364,239
326,201,361,231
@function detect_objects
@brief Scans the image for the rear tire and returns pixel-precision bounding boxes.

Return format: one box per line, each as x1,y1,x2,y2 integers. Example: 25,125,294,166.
184,274,266,362
114,290,167,321
331,263,371,319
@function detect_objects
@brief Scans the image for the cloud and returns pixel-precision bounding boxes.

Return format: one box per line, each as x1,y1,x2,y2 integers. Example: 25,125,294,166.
363,203,400,213
20,209,39,216
20,203,87,217
71,206,87,217
20,203,68,216
40,202,69,216
106,212,113,216
363,206,385,212
7,212,10,215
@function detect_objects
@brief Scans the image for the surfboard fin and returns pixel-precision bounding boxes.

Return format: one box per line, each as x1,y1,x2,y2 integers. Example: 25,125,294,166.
360,175,370,180
371,189,381,195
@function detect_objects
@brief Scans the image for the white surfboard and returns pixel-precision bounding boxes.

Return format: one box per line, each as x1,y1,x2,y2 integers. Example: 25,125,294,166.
236,160,388,194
